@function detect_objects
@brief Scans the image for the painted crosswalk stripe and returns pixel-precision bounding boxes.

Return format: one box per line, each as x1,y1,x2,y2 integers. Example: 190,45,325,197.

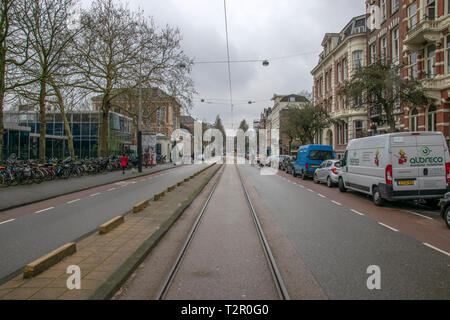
0,219,15,225
423,243,450,256
350,209,364,216
67,199,80,204
378,222,398,232
331,200,342,206
35,207,54,214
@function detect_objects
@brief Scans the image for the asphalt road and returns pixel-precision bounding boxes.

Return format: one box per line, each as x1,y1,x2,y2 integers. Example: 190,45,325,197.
0,163,208,281
240,165,449,299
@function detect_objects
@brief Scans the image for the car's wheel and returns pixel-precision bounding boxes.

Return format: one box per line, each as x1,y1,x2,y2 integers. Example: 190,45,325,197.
327,176,333,188
313,173,319,184
444,207,450,229
338,177,346,193
372,186,385,207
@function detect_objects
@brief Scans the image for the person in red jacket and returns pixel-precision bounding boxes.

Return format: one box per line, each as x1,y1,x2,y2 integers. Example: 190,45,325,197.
120,154,128,174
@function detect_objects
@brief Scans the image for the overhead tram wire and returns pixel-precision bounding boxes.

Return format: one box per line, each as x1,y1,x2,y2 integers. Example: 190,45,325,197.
223,0,234,129
192,51,318,65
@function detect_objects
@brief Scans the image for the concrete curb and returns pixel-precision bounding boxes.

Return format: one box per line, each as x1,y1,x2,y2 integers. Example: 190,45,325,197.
0,164,183,213
99,216,125,235
88,164,221,300
23,243,76,279
133,200,149,213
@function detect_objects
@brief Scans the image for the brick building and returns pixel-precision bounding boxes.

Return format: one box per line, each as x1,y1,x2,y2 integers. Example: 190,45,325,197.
312,15,368,158
402,0,450,145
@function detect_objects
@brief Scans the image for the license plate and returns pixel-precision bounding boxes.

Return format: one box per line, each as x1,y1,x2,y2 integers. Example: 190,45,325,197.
397,180,415,186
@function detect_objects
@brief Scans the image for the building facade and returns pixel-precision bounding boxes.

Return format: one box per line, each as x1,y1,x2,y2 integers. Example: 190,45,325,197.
402,0,450,144
312,15,369,158
92,88,181,162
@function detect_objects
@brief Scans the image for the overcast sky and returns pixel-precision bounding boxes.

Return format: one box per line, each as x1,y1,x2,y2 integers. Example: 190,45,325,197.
82,0,366,129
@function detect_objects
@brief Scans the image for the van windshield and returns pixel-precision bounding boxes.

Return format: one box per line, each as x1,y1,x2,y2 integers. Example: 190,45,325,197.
309,150,333,161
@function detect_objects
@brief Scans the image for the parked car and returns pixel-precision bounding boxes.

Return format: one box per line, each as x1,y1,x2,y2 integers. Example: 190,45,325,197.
284,157,296,175
439,193,450,228
280,156,295,171
313,160,341,187
338,132,450,207
293,145,334,180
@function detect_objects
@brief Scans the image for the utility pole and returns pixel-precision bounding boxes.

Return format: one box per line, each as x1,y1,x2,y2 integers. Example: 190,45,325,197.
137,62,143,173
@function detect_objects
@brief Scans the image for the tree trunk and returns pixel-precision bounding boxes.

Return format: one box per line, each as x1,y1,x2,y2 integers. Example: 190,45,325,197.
39,77,47,162
49,76,74,158
99,100,110,157
0,48,5,162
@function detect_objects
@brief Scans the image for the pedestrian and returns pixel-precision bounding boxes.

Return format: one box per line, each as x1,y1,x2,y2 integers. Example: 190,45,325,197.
120,154,128,174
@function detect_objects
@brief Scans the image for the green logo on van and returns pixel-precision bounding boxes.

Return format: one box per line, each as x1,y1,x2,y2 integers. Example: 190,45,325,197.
410,147,443,165
419,146,432,156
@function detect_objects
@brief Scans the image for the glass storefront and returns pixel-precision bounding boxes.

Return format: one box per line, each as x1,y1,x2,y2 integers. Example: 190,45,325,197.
4,111,133,160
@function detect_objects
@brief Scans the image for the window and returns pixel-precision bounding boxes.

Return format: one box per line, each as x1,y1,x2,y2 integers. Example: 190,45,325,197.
353,51,363,70
426,44,436,78
410,108,419,132
410,52,418,79
337,62,342,83
391,28,399,64
309,150,333,161
426,0,436,20
381,36,387,63
447,35,450,74
381,0,386,20
408,3,418,29
343,59,348,81
427,105,437,131
370,44,376,64
354,120,364,138
391,0,399,13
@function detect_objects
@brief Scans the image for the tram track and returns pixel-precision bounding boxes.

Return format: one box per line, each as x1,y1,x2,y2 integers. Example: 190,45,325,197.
156,164,290,300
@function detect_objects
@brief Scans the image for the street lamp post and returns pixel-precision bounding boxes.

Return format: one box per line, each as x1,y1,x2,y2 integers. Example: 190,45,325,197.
137,63,143,173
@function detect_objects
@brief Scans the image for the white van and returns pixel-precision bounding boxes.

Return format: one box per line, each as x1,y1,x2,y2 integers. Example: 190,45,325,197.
338,132,450,206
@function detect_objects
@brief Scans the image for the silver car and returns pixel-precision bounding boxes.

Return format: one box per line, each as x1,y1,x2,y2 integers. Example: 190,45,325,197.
313,160,341,187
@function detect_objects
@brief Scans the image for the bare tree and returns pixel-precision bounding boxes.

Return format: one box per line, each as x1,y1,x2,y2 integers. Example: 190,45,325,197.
70,0,195,156
14,0,80,160
0,0,32,160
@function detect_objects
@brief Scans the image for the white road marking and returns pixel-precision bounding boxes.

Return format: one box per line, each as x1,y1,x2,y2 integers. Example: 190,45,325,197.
331,200,342,206
0,219,15,225
90,192,101,197
107,188,116,192
378,222,398,232
298,185,304,188
307,188,314,192
423,243,450,256
67,199,80,204
404,210,433,220
35,207,55,214
318,194,326,198
131,181,137,184
351,209,365,216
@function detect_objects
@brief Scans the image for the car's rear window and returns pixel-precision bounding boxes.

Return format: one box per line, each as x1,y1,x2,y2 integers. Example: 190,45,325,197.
309,150,333,161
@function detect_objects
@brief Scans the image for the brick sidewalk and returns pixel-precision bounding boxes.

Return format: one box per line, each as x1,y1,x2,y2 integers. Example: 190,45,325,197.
0,164,219,300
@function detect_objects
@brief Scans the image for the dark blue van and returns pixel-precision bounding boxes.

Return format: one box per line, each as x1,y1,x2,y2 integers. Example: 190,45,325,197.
293,145,334,180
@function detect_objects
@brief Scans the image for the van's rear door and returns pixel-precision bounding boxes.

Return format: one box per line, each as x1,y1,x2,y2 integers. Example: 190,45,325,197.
390,135,420,193
415,134,446,193
390,134,446,194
